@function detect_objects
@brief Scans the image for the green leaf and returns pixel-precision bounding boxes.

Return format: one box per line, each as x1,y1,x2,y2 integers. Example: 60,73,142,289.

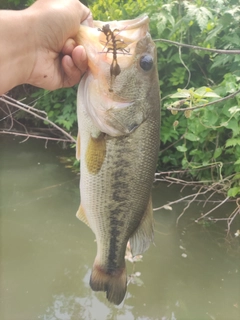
226,119,240,137
210,55,231,70
228,106,240,114
227,187,240,198
203,108,218,126
47,111,54,118
233,173,240,180
205,24,223,41
194,87,210,96
220,122,228,127
53,103,61,109
202,92,221,98
182,158,189,168
213,148,222,159
176,145,188,152
225,7,240,16
170,91,191,99
184,132,200,141
194,87,220,98
156,12,168,35
226,138,240,148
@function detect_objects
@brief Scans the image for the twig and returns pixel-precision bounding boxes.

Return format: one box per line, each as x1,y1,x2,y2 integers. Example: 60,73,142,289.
0,103,14,130
1,94,47,115
178,45,191,89
0,95,76,143
195,196,230,222
167,88,240,111
159,135,184,153
153,188,209,211
176,186,204,225
227,207,239,234
153,38,240,54
155,174,215,185
154,168,239,232
0,130,74,143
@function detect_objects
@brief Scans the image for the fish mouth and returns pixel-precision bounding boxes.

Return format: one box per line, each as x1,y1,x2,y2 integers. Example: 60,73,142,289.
93,14,149,31
77,15,149,75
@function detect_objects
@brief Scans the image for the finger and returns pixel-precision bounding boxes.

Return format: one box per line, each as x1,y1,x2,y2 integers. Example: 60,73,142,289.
72,45,88,74
62,38,76,56
61,55,82,87
81,11,94,27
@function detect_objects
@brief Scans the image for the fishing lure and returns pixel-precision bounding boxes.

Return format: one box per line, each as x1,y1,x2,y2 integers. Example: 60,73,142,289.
98,24,130,90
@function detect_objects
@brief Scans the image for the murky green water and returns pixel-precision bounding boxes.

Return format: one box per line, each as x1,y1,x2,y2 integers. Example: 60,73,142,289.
0,137,239,320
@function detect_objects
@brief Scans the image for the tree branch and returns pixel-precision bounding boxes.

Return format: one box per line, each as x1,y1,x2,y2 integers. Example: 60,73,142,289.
0,95,76,143
0,130,74,143
153,38,240,54
167,88,240,111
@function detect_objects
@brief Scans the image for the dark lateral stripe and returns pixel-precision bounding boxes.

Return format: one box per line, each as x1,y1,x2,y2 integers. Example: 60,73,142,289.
106,138,132,271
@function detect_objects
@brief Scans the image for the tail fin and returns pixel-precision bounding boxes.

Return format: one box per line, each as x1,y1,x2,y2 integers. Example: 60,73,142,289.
90,262,127,305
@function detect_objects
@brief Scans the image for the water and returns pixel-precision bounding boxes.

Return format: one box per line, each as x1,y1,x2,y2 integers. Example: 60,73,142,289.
0,137,239,320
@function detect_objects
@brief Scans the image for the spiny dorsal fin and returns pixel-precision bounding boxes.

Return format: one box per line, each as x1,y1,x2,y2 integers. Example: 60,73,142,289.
85,133,106,174
76,132,81,161
129,195,154,257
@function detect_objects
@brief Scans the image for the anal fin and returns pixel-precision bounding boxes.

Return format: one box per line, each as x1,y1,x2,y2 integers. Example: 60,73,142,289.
129,195,154,257
76,204,91,229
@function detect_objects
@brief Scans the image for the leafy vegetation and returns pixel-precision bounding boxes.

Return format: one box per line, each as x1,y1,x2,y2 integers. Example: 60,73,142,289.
2,0,240,200
30,87,78,132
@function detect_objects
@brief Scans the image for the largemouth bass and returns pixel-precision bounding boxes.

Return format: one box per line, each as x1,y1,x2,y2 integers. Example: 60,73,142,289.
75,14,160,305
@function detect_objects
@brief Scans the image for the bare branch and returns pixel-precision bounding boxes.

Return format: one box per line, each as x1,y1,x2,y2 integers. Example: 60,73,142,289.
2,94,47,115
176,186,204,225
0,95,76,143
153,38,240,54
195,196,230,222
227,206,240,234
153,188,209,211
0,130,74,143
167,88,240,111
154,169,239,233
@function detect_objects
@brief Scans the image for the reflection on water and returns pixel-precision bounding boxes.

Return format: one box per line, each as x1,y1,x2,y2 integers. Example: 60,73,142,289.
0,137,239,320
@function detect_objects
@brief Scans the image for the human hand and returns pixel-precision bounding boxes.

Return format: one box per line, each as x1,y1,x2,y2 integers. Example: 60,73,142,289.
25,0,93,90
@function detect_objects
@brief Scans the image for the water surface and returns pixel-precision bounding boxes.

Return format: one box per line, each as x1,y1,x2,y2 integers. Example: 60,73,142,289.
0,137,239,320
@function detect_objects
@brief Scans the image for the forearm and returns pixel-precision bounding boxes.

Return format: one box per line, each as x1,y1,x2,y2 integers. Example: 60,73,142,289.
0,9,35,94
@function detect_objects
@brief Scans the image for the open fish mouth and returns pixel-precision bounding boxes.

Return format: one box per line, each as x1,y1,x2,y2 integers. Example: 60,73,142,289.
94,14,149,48
76,14,150,73
93,14,149,31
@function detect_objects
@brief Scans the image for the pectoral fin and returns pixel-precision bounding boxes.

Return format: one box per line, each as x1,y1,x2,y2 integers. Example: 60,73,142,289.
85,133,106,174
76,132,81,161
129,196,154,256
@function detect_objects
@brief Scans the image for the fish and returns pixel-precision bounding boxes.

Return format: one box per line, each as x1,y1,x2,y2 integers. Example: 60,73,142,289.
75,14,160,305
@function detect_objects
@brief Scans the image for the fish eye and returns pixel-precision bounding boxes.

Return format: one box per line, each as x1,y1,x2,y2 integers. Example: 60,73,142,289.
139,55,153,71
